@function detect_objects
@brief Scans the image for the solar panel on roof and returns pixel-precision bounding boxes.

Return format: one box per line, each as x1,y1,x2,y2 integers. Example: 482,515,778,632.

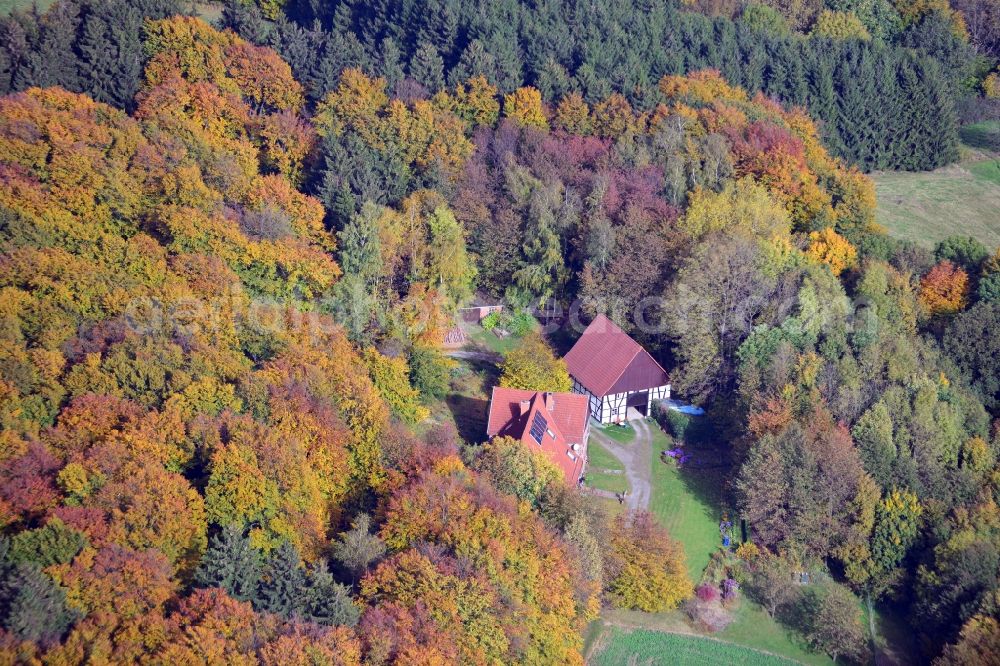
529,411,547,445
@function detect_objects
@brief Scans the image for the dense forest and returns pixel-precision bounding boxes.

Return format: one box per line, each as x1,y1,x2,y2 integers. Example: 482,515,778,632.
0,0,998,663
0,0,984,171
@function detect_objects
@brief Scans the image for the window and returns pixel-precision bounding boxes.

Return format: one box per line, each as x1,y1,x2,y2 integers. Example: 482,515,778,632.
546,428,555,439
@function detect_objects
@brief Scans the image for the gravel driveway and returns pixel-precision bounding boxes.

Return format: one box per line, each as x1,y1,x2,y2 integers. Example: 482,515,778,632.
589,418,653,513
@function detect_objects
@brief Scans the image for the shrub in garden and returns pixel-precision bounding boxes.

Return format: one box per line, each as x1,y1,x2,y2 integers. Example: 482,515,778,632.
504,309,537,337
685,596,735,633
665,410,691,440
735,542,760,562
481,311,501,331
697,584,721,602
722,578,739,603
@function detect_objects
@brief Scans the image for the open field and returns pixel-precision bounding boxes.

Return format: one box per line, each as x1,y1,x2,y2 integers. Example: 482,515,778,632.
587,608,833,666
590,606,832,665
872,121,1000,249
590,627,803,666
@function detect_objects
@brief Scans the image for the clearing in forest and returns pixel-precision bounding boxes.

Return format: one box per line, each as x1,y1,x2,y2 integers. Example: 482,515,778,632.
873,122,1000,249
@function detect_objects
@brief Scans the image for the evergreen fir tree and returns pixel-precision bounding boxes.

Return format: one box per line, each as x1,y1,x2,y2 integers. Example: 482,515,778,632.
13,2,81,91
303,564,361,627
416,0,458,64
785,46,810,105
0,564,78,646
807,54,841,155
448,39,498,88
0,17,29,95
379,36,405,90
76,0,144,110
535,58,574,102
576,62,611,104
510,196,566,306
921,57,960,169
409,40,445,93
221,0,273,44
763,47,789,102
332,513,386,583
484,31,524,93
195,525,262,603
338,204,384,281
255,541,307,619
896,55,932,171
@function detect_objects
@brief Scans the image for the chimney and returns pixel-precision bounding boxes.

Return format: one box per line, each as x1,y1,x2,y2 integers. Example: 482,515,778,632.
544,392,555,411
518,400,530,415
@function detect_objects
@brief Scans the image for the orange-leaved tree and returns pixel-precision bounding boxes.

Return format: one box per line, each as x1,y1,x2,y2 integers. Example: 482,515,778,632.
920,260,970,316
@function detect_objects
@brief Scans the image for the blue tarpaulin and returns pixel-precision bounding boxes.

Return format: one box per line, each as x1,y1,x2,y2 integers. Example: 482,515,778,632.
662,399,705,416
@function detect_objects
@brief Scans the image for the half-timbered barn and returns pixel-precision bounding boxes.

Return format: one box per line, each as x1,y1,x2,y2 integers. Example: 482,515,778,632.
563,314,670,424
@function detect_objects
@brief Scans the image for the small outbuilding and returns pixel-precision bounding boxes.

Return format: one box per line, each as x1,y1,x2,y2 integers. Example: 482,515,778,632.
564,314,670,423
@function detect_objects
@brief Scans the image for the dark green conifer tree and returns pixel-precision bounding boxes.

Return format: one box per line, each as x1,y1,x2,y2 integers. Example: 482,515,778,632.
409,40,445,93
0,562,78,646
255,541,307,619
379,36,405,90
303,564,360,627
195,525,262,603
12,2,81,91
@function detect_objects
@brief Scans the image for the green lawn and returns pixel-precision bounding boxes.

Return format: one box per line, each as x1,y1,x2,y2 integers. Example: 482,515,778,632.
872,122,1000,249
969,158,1000,186
591,626,815,666
646,422,725,582
594,605,832,666
585,468,628,495
584,437,629,494
593,421,637,444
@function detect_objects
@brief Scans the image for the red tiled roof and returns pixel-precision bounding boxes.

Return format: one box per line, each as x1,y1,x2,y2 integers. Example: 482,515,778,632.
563,314,669,397
486,388,589,483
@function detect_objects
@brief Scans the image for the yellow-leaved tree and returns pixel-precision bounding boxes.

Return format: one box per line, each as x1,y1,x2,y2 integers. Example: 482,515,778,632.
608,512,692,612
806,227,858,276
499,333,572,392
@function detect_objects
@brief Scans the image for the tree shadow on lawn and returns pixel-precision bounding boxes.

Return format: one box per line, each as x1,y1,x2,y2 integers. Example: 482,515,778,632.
960,121,1000,152
659,416,733,509
445,356,499,444
447,394,489,444
651,414,735,576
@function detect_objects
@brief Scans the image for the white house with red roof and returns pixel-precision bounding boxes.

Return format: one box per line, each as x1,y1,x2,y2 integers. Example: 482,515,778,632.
564,314,670,424
485,388,590,484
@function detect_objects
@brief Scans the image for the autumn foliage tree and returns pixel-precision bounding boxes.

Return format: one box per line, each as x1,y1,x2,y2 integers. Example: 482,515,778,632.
606,512,692,612
920,260,970,316
499,333,572,392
